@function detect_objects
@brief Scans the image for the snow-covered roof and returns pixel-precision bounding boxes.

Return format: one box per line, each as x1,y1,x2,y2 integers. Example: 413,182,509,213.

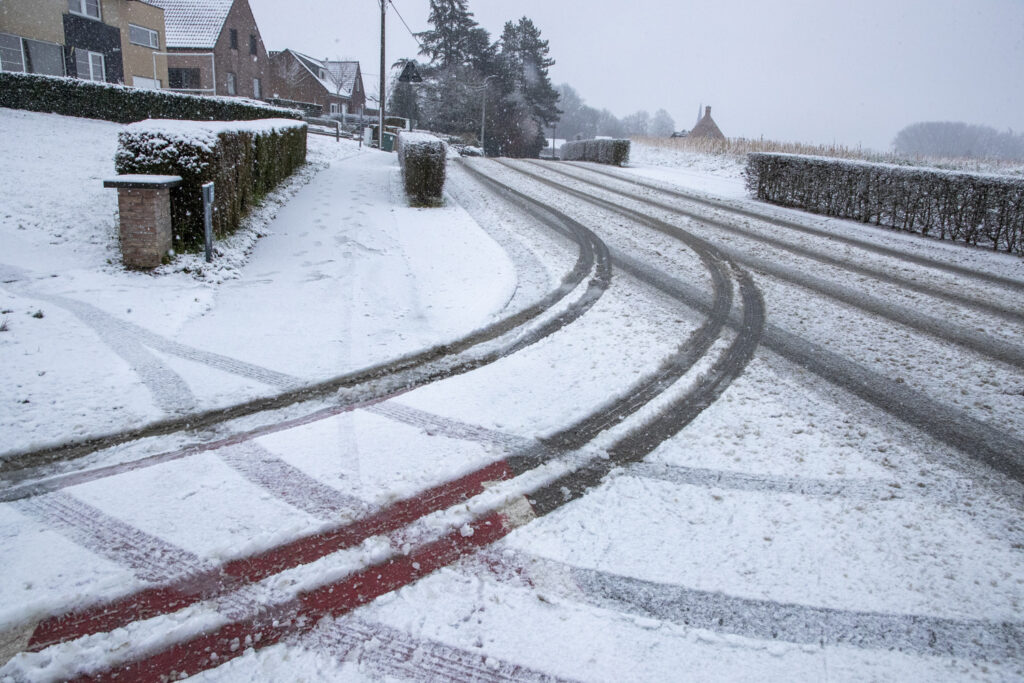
149,0,234,49
326,61,360,97
283,50,358,99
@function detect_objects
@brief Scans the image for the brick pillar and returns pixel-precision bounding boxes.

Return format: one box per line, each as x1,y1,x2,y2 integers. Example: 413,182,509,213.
104,176,182,269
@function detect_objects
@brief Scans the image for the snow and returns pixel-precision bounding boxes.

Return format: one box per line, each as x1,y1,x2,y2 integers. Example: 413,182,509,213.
1,107,1023,681
0,108,513,455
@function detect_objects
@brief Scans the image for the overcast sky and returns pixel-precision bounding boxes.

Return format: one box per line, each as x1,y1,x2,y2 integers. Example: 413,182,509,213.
248,0,1024,151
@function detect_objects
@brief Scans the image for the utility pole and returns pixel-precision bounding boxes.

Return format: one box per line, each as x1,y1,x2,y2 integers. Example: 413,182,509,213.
379,0,386,150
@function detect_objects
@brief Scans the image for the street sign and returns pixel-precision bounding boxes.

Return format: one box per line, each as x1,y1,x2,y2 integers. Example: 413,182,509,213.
398,61,422,83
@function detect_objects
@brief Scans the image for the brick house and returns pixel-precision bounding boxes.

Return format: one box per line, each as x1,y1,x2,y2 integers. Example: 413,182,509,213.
269,49,365,118
0,0,169,88
149,0,269,99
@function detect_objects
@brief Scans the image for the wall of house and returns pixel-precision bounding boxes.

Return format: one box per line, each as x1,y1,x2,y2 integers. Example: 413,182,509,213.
268,51,335,115
212,0,269,98
119,1,168,87
0,1,67,45
165,50,215,92
64,10,123,83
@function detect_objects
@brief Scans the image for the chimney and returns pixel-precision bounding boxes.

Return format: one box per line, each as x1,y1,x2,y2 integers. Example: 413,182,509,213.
705,106,712,118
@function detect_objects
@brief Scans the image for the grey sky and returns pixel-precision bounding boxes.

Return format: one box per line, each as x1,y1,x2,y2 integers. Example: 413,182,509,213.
249,0,1024,151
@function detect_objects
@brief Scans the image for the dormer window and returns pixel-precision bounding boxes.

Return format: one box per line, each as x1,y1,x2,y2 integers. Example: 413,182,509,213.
68,0,101,20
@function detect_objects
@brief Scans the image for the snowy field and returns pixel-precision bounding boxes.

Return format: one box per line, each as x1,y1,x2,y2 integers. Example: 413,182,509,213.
1,108,1023,682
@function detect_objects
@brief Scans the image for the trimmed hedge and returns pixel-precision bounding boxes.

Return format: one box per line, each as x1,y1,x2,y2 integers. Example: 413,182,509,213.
397,132,447,206
746,153,1024,255
0,72,301,123
115,119,307,250
560,138,630,166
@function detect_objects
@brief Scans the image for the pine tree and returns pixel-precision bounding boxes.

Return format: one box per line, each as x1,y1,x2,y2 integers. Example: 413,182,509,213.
417,0,478,69
491,17,561,157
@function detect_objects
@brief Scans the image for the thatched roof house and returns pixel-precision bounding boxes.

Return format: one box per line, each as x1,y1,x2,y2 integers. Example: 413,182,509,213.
690,106,726,140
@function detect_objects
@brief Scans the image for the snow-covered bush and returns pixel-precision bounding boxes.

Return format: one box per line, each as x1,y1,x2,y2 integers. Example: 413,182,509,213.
746,153,1024,255
0,72,301,124
397,132,447,206
116,119,307,250
560,138,630,166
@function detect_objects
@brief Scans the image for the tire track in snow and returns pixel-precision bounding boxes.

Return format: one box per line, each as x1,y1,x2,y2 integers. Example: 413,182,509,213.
468,551,1024,663
1,167,611,477
491,160,1024,484
366,402,536,453
304,616,578,682
501,160,1024,369
17,159,759,674
14,491,211,584
217,441,372,522
556,160,1024,298
0,287,198,415
363,405,985,509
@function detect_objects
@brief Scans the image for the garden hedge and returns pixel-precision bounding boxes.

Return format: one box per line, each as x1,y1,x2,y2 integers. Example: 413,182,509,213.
745,153,1024,254
397,132,447,206
115,119,307,250
560,138,630,166
0,72,301,123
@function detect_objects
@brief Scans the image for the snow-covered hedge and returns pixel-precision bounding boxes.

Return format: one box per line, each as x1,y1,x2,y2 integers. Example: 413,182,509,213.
746,153,1024,254
560,139,630,166
115,119,307,250
0,72,301,124
397,132,447,205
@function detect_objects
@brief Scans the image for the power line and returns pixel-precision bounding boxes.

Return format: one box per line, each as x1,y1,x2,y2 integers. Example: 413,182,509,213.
388,0,424,52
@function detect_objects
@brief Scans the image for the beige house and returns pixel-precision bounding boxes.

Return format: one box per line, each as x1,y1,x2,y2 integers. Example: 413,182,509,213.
0,1,168,87
149,0,270,99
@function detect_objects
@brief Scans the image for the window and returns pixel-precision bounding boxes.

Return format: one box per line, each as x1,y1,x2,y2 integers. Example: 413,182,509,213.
249,35,257,56
25,39,65,76
229,29,238,50
252,77,261,99
226,72,236,95
168,67,201,90
329,102,339,115
0,34,65,76
129,24,159,49
0,33,25,72
75,49,105,82
68,0,101,20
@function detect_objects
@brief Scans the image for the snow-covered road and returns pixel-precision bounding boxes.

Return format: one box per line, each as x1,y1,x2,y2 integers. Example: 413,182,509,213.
1,112,1022,681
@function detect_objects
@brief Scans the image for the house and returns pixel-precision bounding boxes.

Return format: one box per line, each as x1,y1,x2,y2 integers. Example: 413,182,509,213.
0,0,169,88
148,0,269,99
269,49,365,118
689,105,726,140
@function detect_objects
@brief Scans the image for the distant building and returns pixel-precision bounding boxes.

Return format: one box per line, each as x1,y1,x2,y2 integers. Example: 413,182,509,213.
268,49,365,117
0,0,169,88
689,106,726,140
149,0,269,99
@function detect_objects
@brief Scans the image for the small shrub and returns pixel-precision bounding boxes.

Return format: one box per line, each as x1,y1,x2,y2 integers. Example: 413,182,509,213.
31,310,44,319
0,317,9,331
116,119,308,250
560,138,630,166
397,132,447,206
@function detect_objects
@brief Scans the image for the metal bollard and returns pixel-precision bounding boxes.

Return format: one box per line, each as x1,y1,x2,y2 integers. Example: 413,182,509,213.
202,181,214,263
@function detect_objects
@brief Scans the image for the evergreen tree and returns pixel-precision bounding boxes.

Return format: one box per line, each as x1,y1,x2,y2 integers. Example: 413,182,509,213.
491,17,560,157
414,0,495,140
417,0,478,69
